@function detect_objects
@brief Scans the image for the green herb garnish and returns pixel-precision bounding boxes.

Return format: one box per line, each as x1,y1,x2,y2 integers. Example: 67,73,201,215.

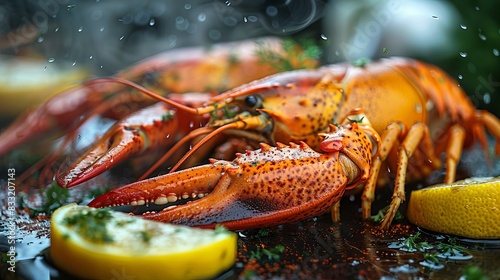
22,181,70,216
250,245,285,261
352,57,371,67
462,266,489,280
214,224,230,234
424,252,441,265
437,238,469,256
139,231,153,243
62,208,114,243
256,228,270,237
347,116,365,124
162,111,174,121
256,38,321,72
87,186,113,200
370,205,403,223
399,232,432,252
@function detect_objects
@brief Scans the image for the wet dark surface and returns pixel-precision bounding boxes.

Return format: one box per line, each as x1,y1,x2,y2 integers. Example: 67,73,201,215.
1,177,499,280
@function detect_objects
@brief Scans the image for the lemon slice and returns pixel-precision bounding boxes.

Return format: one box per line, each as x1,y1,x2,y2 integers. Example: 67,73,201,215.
407,177,500,239
0,57,89,116
50,204,237,279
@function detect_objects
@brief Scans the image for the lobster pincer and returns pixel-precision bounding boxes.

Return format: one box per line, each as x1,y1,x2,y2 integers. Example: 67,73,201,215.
88,118,378,230
56,103,178,188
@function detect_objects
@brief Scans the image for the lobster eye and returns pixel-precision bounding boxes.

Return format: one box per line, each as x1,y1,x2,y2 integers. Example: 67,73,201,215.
244,95,260,108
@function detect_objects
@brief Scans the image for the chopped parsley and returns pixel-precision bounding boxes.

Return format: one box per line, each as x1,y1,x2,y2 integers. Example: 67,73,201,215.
370,205,403,223
352,57,371,67
62,208,114,243
249,244,285,261
22,181,70,216
256,38,321,72
214,224,230,235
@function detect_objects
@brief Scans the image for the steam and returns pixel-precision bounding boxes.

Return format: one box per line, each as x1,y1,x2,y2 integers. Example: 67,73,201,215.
255,0,325,34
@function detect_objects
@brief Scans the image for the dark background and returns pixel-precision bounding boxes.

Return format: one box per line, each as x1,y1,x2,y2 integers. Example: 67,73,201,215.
0,0,498,116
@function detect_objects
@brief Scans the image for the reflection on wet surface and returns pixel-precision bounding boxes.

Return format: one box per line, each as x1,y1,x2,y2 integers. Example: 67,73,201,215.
2,184,499,280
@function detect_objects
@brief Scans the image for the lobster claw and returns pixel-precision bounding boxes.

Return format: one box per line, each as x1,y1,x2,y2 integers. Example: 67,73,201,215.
89,121,375,231
56,103,177,188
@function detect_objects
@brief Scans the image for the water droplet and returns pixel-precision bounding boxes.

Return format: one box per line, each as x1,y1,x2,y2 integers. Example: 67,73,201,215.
483,93,491,104
48,57,55,63
119,35,124,40
431,15,438,19
72,60,77,66
78,26,83,32
415,104,422,113
189,121,194,128
37,36,44,43
459,52,467,58
460,24,467,30
55,27,60,32
243,16,248,23
149,18,155,26
43,66,47,71
479,33,487,41
184,4,191,10
475,6,480,11
248,15,257,22
458,74,463,80
208,29,221,40
493,48,499,56
175,16,184,24
266,6,278,17
320,34,328,40
198,13,206,22
100,27,104,32
89,55,93,60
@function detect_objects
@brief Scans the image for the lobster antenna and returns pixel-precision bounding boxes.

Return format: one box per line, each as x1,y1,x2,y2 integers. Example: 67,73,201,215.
138,127,215,180
166,114,270,174
168,123,243,173
86,77,224,116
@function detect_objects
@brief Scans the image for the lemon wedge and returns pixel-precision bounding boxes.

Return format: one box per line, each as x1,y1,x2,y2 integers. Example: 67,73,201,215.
407,177,500,239
50,204,237,279
0,57,89,116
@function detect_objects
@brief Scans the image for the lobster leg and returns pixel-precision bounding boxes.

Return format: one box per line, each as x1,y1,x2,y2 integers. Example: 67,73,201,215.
56,103,177,188
380,123,431,229
361,122,403,220
444,125,466,184
360,121,440,228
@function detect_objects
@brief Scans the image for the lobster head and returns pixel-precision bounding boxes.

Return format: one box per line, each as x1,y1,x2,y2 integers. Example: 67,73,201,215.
318,113,380,189
203,66,349,150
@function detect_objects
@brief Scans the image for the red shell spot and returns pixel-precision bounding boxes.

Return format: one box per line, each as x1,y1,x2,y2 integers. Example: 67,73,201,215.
319,138,343,152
